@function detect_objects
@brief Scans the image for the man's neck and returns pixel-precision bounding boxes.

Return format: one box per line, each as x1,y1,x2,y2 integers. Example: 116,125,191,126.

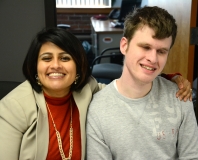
116,76,152,99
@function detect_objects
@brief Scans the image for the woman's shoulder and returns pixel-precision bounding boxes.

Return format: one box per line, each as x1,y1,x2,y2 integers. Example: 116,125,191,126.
86,76,106,93
0,80,40,108
73,76,106,99
2,80,34,100
0,80,39,134
0,80,42,120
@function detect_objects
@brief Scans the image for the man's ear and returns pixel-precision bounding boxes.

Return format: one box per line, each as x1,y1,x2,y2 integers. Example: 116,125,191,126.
120,37,128,55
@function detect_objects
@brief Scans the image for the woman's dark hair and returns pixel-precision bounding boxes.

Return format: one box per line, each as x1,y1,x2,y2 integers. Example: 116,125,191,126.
23,27,91,93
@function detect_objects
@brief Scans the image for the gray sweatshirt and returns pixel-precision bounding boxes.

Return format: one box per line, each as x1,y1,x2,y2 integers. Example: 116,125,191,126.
86,76,198,160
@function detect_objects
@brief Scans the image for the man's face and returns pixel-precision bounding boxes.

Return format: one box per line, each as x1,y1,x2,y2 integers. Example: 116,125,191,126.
120,25,172,85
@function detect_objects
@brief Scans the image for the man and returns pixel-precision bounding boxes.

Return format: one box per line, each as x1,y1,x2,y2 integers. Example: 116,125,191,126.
86,6,198,159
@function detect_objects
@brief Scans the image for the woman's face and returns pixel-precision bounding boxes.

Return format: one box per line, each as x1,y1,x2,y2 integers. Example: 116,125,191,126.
37,42,77,97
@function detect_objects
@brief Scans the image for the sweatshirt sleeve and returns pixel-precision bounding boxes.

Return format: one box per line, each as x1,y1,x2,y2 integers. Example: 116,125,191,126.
177,100,198,159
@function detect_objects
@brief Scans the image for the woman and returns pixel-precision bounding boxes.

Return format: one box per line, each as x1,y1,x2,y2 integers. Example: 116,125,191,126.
0,28,192,160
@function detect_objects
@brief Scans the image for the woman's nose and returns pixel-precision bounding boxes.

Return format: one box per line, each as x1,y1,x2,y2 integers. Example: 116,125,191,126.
51,59,61,68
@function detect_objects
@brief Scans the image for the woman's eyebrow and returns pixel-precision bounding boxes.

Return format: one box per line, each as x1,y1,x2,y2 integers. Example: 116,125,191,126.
59,51,68,55
39,51,68,57
38,52,52,58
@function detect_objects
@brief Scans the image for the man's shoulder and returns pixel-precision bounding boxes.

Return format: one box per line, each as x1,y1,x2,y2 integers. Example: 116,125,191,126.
152,77,181,105
155,76,178,92
154,76,193,108
89,81,116,109
92,81,114,99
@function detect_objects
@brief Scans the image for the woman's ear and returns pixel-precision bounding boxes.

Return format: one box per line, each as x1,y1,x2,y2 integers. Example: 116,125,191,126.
120,37,128,55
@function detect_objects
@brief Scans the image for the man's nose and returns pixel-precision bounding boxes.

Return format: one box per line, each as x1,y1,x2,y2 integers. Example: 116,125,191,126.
146,50,158,64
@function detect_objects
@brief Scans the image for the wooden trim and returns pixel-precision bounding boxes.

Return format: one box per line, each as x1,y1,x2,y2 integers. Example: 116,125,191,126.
188,0,198,84
57,8,119,14
45,0,57,27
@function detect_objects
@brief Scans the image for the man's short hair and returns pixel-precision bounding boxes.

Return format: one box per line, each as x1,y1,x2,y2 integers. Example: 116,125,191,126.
123,6,177,48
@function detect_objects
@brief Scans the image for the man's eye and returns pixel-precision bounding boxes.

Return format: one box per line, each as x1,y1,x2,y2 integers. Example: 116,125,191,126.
157,50,167,54
143,46,150,50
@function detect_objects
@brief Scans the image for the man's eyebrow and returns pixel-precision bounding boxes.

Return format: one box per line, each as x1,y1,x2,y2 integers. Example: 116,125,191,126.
137,42,150,46
137,42,170,51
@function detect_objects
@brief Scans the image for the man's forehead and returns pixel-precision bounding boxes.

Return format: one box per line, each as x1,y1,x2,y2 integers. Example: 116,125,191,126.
129,28,172,50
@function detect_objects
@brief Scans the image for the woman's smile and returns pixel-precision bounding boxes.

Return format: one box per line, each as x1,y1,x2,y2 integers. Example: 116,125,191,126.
37,42,77,97
47,72,66,78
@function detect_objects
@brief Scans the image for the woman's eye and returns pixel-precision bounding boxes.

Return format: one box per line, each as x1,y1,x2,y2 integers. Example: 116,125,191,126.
61,56,70,61
42,57,51,61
